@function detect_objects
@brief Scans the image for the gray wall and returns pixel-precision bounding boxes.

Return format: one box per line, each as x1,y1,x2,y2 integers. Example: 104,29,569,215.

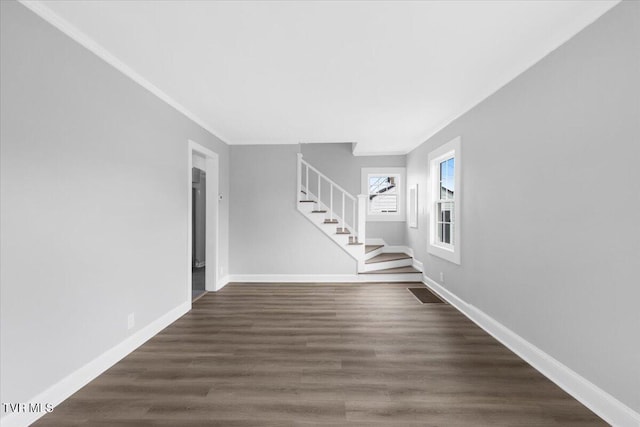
229,145,356,275
301,143,407,245
0,0,230,406
406,0,639,411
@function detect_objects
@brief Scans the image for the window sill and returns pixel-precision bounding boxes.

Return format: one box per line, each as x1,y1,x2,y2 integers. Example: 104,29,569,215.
427,244,460,265
367,215,406,222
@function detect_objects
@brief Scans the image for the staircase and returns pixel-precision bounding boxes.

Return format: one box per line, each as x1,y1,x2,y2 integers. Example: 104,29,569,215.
296,154,422,282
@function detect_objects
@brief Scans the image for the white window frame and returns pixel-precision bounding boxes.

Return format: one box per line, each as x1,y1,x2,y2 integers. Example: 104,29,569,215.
361,167,406,222
428,137,461,264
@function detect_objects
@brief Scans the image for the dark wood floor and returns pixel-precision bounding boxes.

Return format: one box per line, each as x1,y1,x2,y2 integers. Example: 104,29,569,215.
34,282,605,426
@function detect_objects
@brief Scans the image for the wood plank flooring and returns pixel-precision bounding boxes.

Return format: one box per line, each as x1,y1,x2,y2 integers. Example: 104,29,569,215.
34,282,605,426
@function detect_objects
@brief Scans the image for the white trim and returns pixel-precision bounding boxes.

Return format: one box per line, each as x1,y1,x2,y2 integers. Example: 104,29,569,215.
351,143,408,157
17,1,229,144
427,136,461,265
365,238,386,246
227,274,422,283
421,275,640,427
0,302,190,427
216,275,230,291
408,184,418,228
188,141,220,297
412,258,424,272
360,257,413,273
411,2,620,156
361,167,406,222
382,245,412,254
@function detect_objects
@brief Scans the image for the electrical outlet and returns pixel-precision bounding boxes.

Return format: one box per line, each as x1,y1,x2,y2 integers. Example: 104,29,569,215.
127,313,135,330
440,272,445,283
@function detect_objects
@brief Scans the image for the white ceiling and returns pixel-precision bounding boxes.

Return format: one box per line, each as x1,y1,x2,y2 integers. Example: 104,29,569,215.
23,0,619,155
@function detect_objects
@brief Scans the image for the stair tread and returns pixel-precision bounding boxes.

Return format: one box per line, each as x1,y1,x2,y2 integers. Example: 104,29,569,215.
336,230,351,235
365,252,412,264
311,210,327,213
365,244,384,254
360,266,422,274
299,200,315,203
324,219,339,224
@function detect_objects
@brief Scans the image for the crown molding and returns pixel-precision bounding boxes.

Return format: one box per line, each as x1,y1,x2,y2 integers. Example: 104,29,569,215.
18,0,230,145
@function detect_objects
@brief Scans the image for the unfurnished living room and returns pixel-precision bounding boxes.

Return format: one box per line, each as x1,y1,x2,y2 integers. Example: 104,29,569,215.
1,0,639,426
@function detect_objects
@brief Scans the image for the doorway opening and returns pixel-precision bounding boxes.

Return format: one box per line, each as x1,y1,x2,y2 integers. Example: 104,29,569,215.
192,158,207,301
188,141,219,305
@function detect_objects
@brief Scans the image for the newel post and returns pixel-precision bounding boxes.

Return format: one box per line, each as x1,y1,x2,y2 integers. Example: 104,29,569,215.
296,153,303,203
357,194,367,245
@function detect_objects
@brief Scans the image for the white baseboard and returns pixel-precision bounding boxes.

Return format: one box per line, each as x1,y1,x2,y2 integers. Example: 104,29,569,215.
422,275,640,427
412,258,424,272
0,301,190,427
216,275,230,291
227,274,420,283
229,274,361,283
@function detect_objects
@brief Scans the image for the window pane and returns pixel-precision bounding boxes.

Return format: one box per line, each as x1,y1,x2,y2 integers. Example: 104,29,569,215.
443,223,451,244
369,194,397,213
369,175,397,195
442,202,453,221
448,158,455,196
436,201,455,245
439,158,455,200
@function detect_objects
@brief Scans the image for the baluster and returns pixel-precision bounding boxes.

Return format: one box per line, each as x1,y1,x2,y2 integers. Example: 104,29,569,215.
305,165,309,200
357,195,367,252
342,193,345,232
352,200,356,241
296,153,302,203
329,185,333,221
317,172,321,210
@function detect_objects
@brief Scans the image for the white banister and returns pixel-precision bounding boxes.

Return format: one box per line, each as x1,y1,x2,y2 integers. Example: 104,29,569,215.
342,193,345,231
301,159,355,201
296,153,302,203
357,195,367,245
317,172,321,210
329,185,333,221
352,199,356,235
305,164,309,200
297,154,362,237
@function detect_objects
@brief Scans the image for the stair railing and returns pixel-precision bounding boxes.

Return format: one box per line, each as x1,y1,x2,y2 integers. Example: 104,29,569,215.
297,153,366,244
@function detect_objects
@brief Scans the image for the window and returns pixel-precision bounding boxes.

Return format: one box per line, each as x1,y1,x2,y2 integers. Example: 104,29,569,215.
368,174,399,214
361,167,406,221
428,137,461,264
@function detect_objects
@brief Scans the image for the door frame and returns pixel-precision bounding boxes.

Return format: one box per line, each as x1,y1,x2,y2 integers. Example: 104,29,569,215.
187,140,219,304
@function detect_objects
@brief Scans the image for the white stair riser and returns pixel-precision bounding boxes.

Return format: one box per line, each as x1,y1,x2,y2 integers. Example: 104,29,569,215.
361,257,413,272
304,213,351,234
364,247,384,260
298,162,422,277
298,206,364,260
359,273,423,282
304,212,356,237
300,205,413,269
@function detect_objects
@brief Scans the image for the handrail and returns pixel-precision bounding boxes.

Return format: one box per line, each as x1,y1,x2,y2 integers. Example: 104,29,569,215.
298,153,366,246
300,158,356,201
